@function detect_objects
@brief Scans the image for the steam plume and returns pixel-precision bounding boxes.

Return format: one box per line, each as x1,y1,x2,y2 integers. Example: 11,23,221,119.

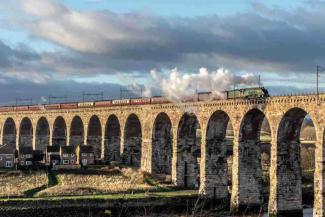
148,67,259,101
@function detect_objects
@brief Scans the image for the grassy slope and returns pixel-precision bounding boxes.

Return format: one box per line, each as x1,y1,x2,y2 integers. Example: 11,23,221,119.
0,167,180,200
24,172,59,197
36,168,171,197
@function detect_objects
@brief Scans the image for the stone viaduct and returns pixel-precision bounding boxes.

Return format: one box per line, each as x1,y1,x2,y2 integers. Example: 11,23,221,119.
0,93,324,217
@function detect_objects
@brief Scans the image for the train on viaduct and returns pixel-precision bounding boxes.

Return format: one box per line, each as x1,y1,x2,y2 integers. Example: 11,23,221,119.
0,92,324,217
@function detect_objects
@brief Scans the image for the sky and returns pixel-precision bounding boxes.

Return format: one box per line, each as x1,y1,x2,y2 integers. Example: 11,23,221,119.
0,0,324,105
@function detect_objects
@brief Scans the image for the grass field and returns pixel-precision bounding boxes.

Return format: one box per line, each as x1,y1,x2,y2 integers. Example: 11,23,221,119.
0,167,173,199
0,171,48,198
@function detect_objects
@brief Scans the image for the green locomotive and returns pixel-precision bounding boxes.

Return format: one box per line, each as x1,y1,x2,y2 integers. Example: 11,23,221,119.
225,87,269,99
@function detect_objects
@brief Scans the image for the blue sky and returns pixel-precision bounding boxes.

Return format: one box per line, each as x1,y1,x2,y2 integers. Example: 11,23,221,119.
0,0,324,104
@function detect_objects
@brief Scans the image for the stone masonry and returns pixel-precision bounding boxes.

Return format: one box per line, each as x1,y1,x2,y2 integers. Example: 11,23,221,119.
0,94,324,216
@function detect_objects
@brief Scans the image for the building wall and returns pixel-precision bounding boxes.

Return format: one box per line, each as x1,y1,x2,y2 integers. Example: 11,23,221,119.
80,153,94,165
0,154,14,167
61,154,77,165
19,154,33,166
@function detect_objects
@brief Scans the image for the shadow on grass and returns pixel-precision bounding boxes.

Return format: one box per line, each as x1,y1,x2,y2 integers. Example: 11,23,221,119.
23,172,59,198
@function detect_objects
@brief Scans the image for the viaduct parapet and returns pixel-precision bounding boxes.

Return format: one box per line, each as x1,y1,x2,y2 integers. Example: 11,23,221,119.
0,94,324,217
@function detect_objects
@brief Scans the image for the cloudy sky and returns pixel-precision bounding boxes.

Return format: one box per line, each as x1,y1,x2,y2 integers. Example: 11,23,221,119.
0,0,324,105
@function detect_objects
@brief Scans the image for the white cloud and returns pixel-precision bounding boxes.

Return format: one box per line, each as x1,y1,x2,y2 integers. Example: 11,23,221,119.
21,0,158,54
0,0,324,88
22,0,67,17
14,0,325,74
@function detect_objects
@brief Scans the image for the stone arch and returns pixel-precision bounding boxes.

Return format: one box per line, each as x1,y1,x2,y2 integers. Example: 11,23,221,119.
177,112,201,189
69,116,84,146
204,110,232,198
105,114,121,163
87,115,102,160
273,107,316,216
19,117,33,148
2,118,16,149
152,112,173,176
35,117,50,152
123,113,142,168
231,108,271,212
52,116,67,146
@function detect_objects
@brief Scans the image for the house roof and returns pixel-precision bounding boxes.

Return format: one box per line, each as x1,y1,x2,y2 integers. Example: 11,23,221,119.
79,145,94,153
47,145,60,152
19,146,33,154
61,146,76,154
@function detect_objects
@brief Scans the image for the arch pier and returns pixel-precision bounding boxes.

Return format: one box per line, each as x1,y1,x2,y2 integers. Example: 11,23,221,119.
199,111,232,200
230,109,270,212
35,117,50,152
122,114,142,168
176,113,201,188
104,115,121,163
152,112,172,176
70,116,84,146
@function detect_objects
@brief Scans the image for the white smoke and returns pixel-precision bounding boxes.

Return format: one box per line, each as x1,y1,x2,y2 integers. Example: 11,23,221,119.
149,67,258,101
128,82,152,98
41,96,48,102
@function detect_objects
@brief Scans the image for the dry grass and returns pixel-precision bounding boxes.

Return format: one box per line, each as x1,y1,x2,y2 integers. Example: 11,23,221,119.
37,167,163,197
0,171,48,198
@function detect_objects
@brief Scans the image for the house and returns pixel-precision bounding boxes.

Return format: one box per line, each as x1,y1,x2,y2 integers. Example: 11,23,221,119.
0,145,16,168
77,145,95,166
60,146,77,165
46,145,60,165
19,147,33,166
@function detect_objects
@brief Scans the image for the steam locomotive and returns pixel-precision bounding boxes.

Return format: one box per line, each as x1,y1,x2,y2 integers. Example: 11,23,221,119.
225,87,270,99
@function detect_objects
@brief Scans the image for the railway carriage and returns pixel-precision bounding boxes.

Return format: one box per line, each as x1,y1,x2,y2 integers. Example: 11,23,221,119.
150,96,170,104
78,102,94,108
15,106,29,111
130,98,151,105
112,99,130,106
0,106,14,112
61,103,78,109
94,101,112,107
29,105,45,111
44,104,61,110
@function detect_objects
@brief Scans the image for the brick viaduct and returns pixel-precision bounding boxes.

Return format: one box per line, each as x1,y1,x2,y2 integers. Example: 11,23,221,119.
0,94,324,216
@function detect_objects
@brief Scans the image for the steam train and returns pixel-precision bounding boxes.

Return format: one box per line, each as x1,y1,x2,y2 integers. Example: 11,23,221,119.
0,87,269,112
